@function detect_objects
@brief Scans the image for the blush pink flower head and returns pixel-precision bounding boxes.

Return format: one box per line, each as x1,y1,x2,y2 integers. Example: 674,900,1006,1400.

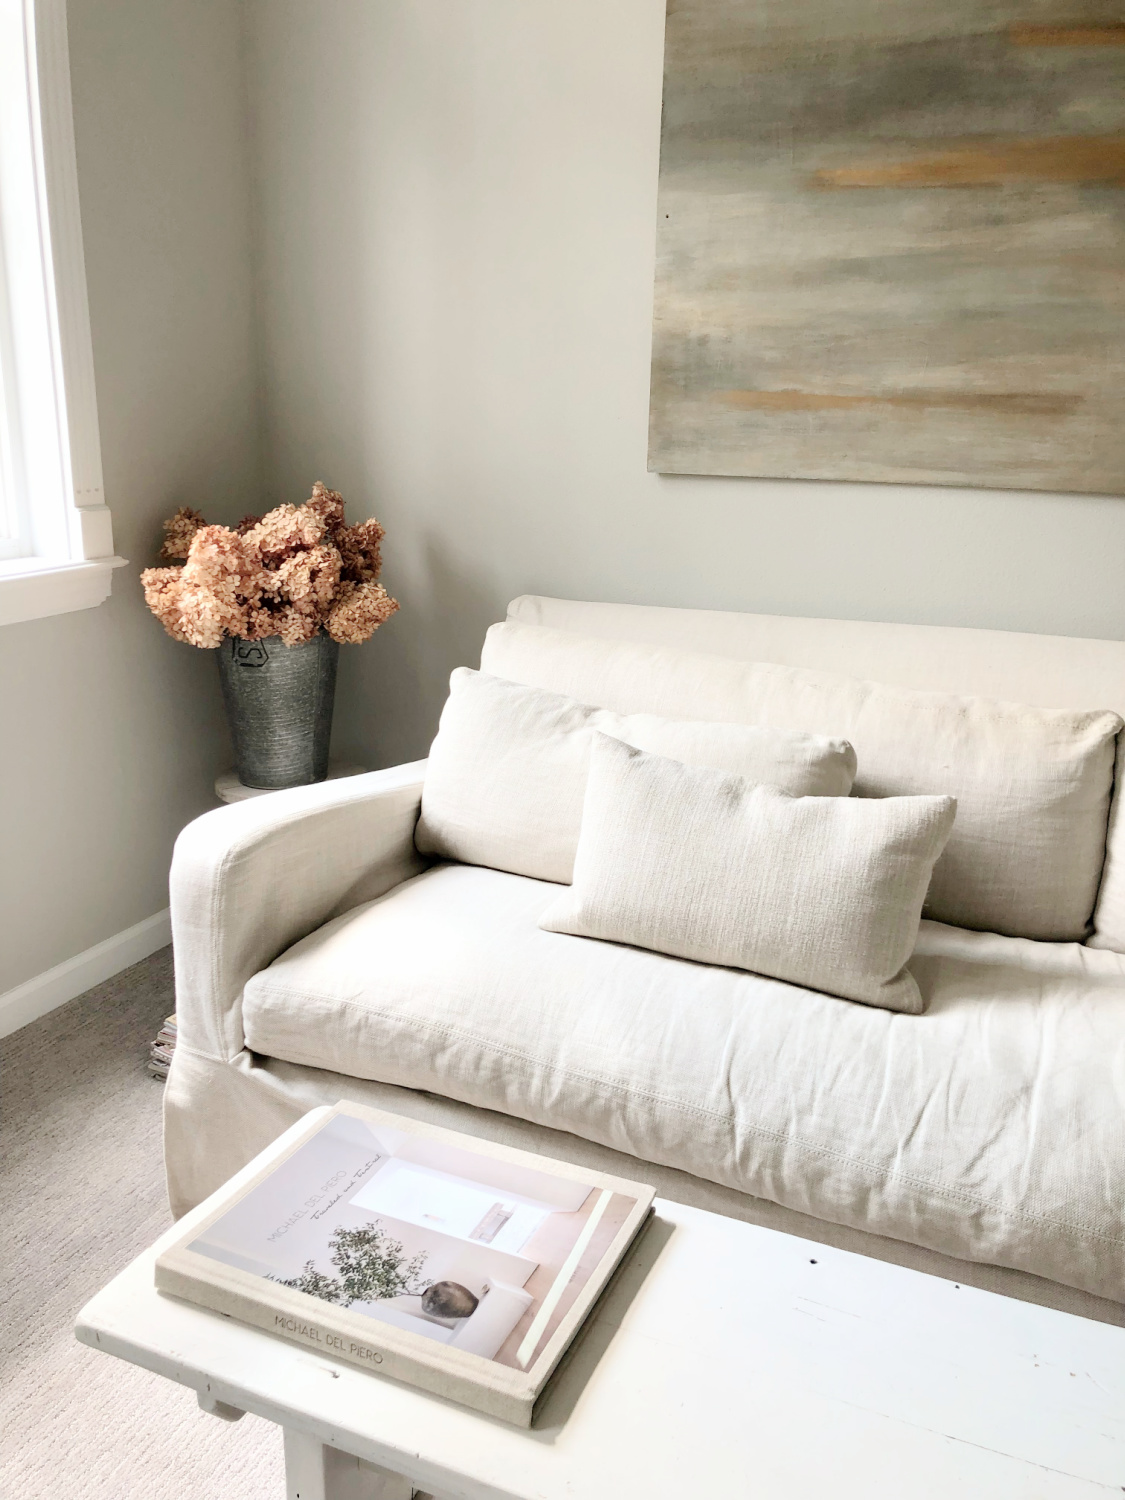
158,506,207,562
141,485,398,647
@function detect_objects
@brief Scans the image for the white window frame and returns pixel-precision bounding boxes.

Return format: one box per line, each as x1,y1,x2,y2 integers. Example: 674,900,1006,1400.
0,0,122,627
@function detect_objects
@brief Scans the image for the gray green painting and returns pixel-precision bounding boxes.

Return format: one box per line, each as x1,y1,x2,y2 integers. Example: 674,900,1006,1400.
648,0,1125,492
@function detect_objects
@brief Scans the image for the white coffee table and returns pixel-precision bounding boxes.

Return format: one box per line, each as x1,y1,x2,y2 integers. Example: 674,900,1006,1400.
75,1121,1125,1500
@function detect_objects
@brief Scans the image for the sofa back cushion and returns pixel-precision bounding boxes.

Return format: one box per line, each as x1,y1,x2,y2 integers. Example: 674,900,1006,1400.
481,621,1122,942
540,734,957,1013
416,668,857,883
1088,738,1125,954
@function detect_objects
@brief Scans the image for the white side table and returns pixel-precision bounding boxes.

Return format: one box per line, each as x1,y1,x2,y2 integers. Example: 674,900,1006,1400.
75,1116,1125,1500
215,763,368,804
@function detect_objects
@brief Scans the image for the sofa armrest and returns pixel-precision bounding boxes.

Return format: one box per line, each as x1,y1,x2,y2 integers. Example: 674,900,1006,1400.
170,761,429,1062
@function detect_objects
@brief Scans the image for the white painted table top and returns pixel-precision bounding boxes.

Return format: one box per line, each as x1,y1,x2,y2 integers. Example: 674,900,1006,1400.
76,1140,1125,1499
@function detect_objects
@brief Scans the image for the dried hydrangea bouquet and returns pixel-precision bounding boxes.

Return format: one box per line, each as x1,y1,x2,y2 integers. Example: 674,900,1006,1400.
142,483,398,789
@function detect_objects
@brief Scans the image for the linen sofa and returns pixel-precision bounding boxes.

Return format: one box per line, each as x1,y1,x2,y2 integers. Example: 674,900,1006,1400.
165,596,1125,1321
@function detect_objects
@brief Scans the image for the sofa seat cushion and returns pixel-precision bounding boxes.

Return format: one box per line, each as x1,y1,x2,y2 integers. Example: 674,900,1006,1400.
242,863,1125,1302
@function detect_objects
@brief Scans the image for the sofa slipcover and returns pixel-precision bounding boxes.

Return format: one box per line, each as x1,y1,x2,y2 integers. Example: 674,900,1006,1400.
166,600,1125,1321
239,861,1125,1304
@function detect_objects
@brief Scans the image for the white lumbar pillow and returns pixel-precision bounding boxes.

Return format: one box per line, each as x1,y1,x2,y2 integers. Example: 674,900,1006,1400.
539,734,957,1013
415,668,857,884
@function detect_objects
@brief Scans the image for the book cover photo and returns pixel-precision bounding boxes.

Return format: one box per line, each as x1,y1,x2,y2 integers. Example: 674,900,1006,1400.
156,1103,654,1421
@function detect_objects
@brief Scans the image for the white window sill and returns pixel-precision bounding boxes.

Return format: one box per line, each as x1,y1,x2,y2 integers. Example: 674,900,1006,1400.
0,554,127,627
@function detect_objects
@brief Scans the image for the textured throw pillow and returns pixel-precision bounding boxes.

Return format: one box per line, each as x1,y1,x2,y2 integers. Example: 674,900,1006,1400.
415,668,857,883
484,620,1121,943
540,734,958,1013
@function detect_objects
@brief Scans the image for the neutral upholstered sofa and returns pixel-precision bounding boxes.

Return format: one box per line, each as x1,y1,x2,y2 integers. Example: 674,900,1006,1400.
165,596,1125,1321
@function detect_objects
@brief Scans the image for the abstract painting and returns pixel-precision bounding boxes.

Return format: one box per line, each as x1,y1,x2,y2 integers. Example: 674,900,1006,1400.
648,0,1125,492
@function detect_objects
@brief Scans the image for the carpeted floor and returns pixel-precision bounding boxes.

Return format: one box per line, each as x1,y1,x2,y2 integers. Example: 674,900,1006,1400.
0,949,284,1499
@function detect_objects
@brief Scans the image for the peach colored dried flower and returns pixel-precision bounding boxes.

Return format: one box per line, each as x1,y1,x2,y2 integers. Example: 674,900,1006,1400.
141,484,398,647
158,506,207,561
337,517,385,584
305,480,345,532
244,503,327,564
269,544,342,612
141,566,188,635
326,581,400,644
271,602,324,646
144,525,263,648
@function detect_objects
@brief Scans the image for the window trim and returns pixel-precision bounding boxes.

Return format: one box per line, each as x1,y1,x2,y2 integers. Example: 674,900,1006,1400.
0,0,123,627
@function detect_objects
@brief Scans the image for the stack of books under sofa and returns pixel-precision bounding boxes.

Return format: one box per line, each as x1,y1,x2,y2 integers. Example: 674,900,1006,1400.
148,1014,177,1081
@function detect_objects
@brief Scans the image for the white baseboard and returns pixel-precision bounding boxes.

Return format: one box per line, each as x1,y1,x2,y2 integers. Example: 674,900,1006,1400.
0,908,172,1040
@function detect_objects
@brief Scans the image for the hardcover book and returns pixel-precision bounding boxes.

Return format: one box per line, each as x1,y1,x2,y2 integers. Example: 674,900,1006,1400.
155,1101,655,1425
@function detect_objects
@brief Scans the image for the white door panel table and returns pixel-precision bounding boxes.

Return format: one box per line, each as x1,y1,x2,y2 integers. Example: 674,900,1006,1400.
75,1124,1125,1499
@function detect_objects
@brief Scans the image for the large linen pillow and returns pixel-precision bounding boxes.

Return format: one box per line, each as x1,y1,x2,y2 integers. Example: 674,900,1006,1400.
415,668,857,883
483,621,1121,943
540,735,957,1013
1087,735,1125,952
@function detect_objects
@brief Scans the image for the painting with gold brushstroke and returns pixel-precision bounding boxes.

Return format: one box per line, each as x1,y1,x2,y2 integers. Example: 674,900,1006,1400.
648,0,1125,491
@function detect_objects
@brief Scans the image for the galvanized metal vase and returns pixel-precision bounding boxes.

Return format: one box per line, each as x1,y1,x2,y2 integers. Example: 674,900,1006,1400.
217,633,339,789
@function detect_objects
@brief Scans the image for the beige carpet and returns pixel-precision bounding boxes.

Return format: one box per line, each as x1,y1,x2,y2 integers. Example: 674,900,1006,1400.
0,950,284,1499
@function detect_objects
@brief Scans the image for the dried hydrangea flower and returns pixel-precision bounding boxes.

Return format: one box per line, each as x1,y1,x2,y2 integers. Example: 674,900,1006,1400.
327,580,399,644
272,603,325,646
159,526,260,646
244,503,327,563
142,484,397,647
270,544,342,611
337,517,385,584
305,480,346,533
141,566,193,641
158,506,207,562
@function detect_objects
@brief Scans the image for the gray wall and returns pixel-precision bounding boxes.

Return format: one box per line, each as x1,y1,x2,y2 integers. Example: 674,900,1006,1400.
246,0,1125,777
0,0,259,992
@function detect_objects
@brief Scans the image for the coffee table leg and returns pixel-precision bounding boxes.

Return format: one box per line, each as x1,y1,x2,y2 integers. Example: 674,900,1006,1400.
283,1427,414,1500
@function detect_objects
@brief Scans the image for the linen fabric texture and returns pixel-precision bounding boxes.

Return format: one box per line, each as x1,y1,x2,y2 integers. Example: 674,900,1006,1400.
539,735,956,1013
1087,736,1125,952
507,596,1125,956
414,667,857,884
482,621,1121,943
231,861,1125,1304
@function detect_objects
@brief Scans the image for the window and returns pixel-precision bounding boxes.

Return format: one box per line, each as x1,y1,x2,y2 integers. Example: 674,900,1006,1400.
0,0,120,626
